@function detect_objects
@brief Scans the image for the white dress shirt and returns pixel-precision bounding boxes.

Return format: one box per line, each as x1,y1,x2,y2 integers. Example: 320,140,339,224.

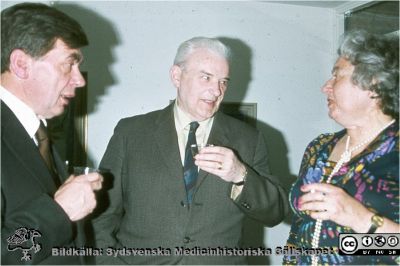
0,86,43,145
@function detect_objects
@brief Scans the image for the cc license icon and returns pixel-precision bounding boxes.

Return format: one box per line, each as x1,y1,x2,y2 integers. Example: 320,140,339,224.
340,236,358,254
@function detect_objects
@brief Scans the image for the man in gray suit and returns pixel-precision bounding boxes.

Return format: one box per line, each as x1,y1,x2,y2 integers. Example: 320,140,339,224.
93,37,288,264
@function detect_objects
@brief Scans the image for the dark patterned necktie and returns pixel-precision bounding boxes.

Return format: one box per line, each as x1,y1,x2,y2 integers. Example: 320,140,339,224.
183,121,199,204
35,121,60,187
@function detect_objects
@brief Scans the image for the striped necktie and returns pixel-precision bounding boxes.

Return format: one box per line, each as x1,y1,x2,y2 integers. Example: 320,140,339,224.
183,121,199,204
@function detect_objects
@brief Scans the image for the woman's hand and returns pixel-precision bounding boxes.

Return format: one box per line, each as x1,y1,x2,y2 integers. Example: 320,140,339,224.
298,183,372,233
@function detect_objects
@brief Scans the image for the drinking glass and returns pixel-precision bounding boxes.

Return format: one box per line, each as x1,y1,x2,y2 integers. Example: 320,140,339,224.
190,144,214,157
73,166,99,176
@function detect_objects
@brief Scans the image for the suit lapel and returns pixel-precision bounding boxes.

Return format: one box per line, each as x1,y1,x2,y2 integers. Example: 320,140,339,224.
196,112,230,189
1,103,58,193
152,107,231,198
153,104,184,181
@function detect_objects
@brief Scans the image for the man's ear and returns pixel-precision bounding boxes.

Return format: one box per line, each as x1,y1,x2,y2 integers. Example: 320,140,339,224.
9,49,32,79
170,65,182,88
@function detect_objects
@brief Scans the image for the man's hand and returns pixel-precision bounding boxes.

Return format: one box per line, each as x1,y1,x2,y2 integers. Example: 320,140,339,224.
194,145,246,183
54,173,103,221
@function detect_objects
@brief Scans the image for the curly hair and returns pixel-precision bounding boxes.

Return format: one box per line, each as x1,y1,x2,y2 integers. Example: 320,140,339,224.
338,30,399,119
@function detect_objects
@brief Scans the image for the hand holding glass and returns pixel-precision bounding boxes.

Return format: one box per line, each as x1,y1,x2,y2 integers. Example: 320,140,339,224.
73,166,99,176
191,144,214,157
72,166,103,192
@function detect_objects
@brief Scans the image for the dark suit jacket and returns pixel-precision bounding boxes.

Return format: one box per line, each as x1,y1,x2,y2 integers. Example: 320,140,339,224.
93,103,289,264
1,102,86,265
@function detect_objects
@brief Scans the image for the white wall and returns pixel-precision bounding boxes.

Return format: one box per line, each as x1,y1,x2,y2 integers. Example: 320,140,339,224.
2,1,340,264
52,1,340,167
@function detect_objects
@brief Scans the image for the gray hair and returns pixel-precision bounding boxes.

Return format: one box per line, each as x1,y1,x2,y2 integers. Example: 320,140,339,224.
338,30,399,119
173,37,231,68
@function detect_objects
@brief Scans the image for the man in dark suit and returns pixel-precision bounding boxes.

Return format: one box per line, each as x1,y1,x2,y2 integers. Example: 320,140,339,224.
93,37,288,264
1,3,103,264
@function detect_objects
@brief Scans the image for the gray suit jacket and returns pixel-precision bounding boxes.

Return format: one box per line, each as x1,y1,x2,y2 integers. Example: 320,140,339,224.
93,103,288,264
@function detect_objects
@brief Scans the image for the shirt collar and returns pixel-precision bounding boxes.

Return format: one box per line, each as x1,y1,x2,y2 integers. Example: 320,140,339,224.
0,85,43,138
173,100,214,132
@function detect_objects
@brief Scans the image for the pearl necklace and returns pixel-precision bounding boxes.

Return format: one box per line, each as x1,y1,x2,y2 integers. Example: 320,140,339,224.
310,119,395,266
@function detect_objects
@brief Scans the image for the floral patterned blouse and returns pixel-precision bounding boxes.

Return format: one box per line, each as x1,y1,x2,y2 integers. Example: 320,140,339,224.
283,122,399,265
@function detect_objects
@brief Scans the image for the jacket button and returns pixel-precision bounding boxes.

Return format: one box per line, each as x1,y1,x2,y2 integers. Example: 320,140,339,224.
241,202,251,209
183,237,191,243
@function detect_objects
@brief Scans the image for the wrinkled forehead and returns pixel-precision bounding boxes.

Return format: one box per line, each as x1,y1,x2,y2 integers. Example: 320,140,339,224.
44,39,84,63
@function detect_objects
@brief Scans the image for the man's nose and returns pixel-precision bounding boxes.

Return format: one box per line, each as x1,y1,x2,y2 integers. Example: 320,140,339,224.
209,81,222,97
72,68,86,88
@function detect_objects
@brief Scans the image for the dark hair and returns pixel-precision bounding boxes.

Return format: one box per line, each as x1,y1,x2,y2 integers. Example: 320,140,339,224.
338,30,399,119
1,2,88,73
